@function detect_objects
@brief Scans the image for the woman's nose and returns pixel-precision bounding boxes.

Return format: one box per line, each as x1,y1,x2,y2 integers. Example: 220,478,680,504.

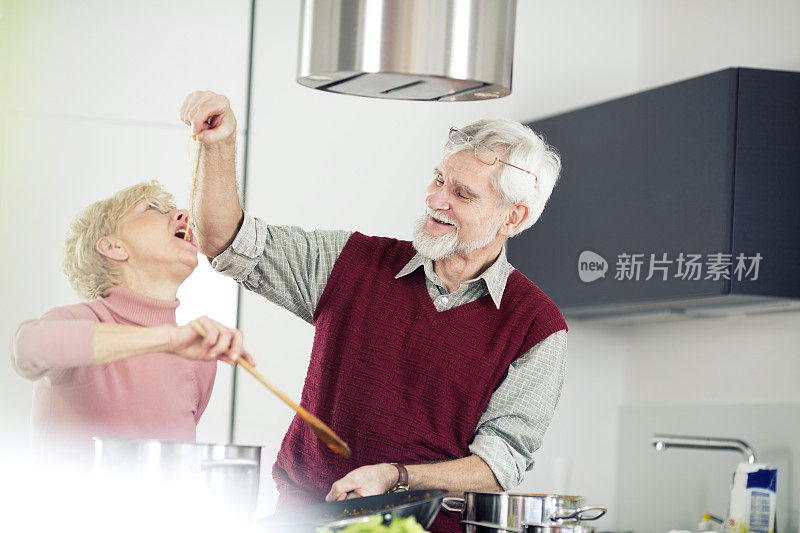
173,209,189,221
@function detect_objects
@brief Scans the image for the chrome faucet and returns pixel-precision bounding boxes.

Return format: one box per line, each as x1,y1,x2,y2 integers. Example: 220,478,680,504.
651,434,757,464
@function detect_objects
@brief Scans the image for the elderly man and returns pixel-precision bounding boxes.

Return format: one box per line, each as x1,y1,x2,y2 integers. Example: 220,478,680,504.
180,91,567,533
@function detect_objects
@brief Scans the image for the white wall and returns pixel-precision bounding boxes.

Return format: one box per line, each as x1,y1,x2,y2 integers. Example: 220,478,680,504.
623,311,800,407
0,0,251,461
636,0,800,90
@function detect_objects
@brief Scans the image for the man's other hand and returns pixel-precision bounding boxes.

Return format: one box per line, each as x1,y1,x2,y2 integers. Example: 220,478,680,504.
325,463,398,501
179,90,237,144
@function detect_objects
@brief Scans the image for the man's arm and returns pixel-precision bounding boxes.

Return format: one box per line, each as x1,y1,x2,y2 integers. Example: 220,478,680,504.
468,330,568,489
210,213,352,324
325,455,501,501
179,91,243,258
180,91,353,322
407,456,502,493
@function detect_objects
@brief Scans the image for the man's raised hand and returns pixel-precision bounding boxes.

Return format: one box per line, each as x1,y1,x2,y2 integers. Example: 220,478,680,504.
179,90,236,144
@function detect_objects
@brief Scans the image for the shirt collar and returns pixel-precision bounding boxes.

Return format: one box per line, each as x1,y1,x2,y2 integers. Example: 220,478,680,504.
395,248,515,309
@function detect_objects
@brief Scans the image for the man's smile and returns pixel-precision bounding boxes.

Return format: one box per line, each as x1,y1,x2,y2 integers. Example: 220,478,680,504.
425,208,457,231
429,215,454,227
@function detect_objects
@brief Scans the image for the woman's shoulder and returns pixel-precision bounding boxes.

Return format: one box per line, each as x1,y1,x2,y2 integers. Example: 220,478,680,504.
38,298,109,322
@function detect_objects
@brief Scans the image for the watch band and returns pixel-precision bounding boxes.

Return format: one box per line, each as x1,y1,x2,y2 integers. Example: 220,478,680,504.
388,462,409,493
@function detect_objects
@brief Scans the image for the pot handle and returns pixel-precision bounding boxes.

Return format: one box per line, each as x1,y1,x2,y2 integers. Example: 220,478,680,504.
441,497,465,513
461,519,522,533
552,505,607,522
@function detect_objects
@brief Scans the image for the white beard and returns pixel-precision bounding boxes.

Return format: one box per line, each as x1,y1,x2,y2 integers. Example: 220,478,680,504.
412,210,501,260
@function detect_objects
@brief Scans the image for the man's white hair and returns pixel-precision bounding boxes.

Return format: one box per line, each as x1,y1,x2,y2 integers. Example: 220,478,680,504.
446,119,562,236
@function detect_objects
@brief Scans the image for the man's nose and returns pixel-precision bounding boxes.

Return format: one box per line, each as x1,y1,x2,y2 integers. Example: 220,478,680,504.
426,188,450,211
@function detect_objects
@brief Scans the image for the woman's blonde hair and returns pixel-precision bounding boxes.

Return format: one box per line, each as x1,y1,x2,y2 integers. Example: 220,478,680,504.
62,180,176,300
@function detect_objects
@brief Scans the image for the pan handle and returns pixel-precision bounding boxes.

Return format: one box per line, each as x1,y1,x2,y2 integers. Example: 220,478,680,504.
441,497,465,513
552,505,607,522
324,514,392,529
461,519,522,532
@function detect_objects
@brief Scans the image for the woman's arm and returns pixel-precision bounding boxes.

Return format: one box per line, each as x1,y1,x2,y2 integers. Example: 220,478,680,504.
12,309,250,380
92,315,250,365
12,306,96,380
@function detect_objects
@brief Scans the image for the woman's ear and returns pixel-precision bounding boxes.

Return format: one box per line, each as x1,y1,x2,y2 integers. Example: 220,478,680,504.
96,236,129,262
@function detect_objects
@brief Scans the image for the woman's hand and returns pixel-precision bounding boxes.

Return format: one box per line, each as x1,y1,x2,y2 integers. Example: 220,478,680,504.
167,316,255,366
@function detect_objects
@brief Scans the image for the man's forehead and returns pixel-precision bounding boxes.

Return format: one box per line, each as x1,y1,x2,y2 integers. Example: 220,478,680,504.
436,155,499,193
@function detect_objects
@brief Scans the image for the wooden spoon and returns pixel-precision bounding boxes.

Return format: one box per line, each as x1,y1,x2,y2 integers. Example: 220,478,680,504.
189,321,351,458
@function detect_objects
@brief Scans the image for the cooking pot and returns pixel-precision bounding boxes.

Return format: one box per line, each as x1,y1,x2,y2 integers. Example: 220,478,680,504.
441,492,606,533
92,438,261,521
460,521,598,533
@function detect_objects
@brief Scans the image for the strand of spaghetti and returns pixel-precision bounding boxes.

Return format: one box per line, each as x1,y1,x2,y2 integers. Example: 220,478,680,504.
185,134,200,241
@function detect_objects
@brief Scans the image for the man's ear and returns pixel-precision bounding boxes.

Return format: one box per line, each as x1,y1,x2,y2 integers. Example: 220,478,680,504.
499,203,530,237
96,236,129,262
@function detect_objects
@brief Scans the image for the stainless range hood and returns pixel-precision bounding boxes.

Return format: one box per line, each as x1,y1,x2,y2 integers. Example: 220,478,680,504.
297,0,517,101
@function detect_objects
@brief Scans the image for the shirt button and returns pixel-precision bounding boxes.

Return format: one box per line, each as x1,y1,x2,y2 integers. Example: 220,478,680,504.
441,296,449,305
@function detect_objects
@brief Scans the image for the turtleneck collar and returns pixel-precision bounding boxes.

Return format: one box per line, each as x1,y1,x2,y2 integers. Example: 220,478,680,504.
100,285,179,327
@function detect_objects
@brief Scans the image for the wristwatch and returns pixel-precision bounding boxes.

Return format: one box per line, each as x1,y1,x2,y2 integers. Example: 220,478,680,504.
388,462,409,493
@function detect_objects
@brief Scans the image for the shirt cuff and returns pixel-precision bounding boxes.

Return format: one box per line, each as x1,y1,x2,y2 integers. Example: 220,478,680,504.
469,433,530,491
209,211,265,282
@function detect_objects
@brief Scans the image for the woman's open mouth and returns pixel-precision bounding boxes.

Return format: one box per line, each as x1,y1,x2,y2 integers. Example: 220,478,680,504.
173,225,196,246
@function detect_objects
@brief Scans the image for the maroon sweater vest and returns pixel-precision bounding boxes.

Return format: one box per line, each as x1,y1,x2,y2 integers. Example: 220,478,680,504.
273,233,567,533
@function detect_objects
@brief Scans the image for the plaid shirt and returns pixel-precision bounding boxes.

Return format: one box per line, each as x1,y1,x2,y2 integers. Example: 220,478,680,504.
211,212,567,489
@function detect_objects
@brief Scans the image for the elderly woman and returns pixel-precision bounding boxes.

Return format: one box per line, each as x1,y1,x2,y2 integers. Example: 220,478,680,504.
11,180,251,459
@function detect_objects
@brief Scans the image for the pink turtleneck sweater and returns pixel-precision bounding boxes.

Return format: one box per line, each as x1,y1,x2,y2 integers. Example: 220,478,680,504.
11,286,217,455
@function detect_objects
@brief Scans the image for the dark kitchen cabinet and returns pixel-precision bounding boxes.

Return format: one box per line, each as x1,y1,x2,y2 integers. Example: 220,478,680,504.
507,68,800,318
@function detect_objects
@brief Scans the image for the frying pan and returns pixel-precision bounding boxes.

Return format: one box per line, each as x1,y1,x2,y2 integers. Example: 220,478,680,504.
262,489,447,532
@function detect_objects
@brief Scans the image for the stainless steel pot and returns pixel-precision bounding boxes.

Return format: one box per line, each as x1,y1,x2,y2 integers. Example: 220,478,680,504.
92,438,261,521
441,492,606,533
460,522,598,533
522,525,597,533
